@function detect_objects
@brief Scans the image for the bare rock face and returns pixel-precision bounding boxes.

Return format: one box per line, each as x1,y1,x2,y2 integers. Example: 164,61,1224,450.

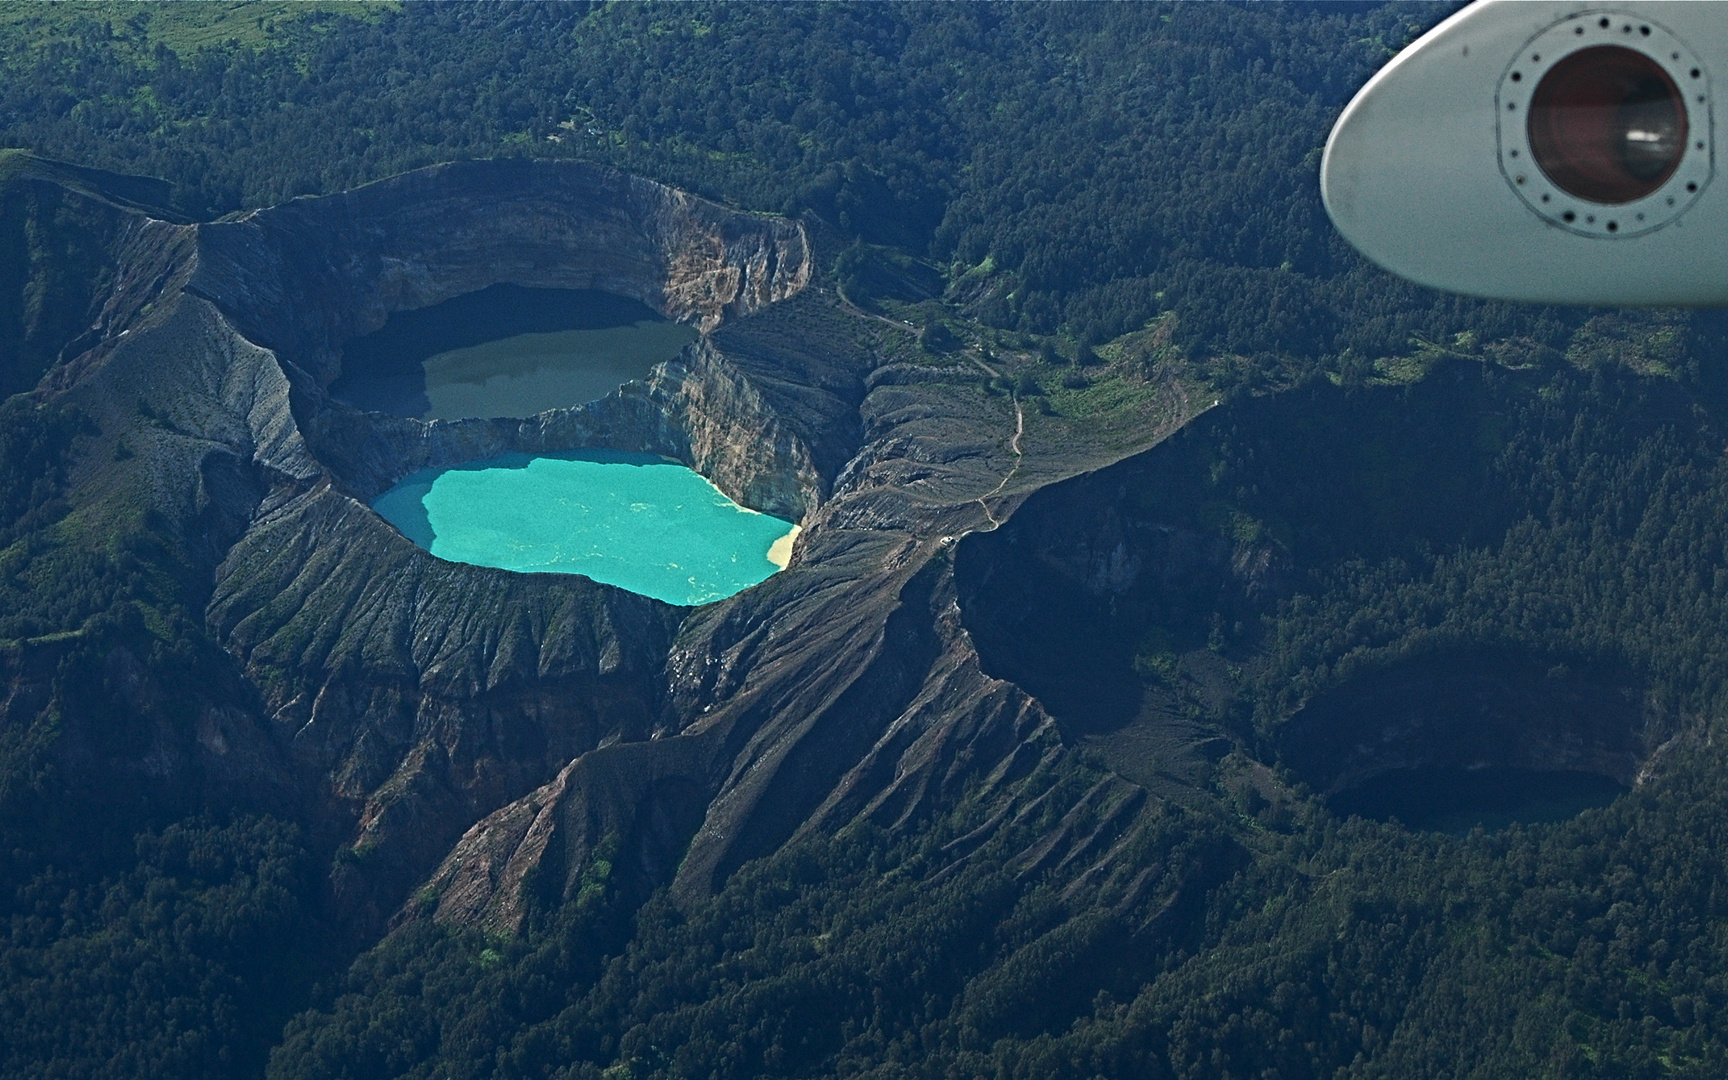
417,734,712,935
16,156,1200,946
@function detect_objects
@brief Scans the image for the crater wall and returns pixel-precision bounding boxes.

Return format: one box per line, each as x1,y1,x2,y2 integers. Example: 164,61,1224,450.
173,160,843,930
955,368,1684,806
189,159,811,383
1277,653,1656,793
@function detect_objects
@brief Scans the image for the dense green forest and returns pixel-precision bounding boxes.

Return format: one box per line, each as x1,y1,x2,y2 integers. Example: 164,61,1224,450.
11,3,1728,1079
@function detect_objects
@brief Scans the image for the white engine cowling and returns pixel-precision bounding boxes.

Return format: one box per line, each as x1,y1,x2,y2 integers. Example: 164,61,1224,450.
1321,2,1727,305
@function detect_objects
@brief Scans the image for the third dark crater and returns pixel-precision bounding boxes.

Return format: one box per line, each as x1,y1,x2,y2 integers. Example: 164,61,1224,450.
1278,651,1649,831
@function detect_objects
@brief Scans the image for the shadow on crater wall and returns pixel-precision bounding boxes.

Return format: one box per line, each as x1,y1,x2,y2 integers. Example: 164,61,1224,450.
955,363,1667,809
954,545,1145,732
958,369,1512,739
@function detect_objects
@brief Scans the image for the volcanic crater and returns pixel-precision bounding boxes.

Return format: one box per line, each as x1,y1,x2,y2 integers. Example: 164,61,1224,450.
954,370,1672,830
55,157,1200,942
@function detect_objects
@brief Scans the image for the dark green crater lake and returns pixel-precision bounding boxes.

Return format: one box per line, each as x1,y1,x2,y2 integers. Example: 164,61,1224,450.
1328,766,1626,834
372,450,799,606
331,284,697,420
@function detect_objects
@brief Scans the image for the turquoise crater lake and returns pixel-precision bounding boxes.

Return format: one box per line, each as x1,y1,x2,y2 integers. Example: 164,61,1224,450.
372,451,799,606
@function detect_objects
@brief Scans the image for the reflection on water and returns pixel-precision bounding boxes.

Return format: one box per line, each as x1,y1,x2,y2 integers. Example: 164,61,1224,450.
331,285,696,420
1329,766,1626,834
372,450,798,606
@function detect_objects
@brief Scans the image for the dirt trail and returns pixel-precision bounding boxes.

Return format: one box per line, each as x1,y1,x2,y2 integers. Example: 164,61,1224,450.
836,285,1024,529
963,350,1023,528
836,285,917,333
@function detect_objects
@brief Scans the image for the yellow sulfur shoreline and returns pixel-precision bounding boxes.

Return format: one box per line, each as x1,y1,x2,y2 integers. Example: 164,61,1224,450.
766,525,801,570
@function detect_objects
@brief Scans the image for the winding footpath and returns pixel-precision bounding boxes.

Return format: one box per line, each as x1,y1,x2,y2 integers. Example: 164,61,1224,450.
963,350,1024,529
835,285,1026,529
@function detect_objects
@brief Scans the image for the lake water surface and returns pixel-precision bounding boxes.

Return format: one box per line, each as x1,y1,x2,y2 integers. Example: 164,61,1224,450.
1328,766,1626,834
332,286,696,420
373,450,798,605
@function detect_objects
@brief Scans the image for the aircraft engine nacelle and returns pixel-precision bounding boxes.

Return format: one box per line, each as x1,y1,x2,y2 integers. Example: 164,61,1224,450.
1321,2,1728,305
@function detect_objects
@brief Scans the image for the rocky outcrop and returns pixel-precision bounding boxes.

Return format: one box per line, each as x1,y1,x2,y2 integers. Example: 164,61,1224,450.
416,734,712,935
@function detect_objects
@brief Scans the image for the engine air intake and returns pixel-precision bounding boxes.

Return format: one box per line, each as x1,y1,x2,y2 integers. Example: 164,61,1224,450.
1527,46,1686,204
